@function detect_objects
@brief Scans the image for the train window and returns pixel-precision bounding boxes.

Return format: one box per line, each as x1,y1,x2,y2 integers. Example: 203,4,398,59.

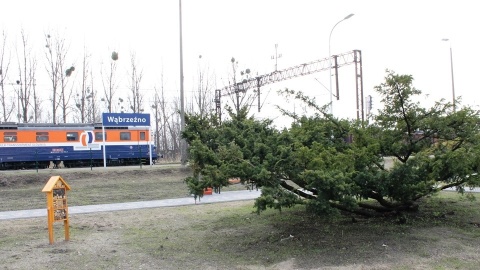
66,132,78,141
95,132,107,141
3,132,17,142
140,132,146,140
36,132,49,142
120,132,131,140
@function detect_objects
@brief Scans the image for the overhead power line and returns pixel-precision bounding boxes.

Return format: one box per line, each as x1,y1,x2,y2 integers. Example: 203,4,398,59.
215,50,364,122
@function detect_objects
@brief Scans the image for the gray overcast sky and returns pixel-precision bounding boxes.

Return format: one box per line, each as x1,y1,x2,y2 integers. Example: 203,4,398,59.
1,0,478,125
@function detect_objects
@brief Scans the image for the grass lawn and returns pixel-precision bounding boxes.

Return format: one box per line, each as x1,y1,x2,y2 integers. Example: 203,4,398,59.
1,165,480,269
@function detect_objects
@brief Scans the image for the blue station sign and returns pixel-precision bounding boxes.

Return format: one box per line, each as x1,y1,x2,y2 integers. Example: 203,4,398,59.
102,113,151,127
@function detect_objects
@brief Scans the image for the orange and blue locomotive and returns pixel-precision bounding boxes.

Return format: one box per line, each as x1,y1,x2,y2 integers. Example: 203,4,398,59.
0,122,157,169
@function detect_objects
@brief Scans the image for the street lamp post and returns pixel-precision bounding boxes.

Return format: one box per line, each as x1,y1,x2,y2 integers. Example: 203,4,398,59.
328,13,354,115
441,38,456,112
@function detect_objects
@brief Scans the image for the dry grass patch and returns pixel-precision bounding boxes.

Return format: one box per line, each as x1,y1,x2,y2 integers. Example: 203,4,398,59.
1,166,480,269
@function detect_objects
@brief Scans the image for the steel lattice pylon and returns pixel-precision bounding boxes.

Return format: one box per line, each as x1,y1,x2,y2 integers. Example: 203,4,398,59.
215,50,363,122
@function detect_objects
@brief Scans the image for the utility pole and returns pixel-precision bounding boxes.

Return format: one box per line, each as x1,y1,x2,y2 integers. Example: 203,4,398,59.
179,0,187,165
441,38,456,112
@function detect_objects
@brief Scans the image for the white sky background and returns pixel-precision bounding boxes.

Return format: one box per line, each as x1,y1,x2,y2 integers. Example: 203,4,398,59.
1,0,479,127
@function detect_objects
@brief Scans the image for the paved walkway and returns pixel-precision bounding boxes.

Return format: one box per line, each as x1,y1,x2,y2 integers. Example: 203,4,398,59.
0,190,262,221
2,187,478,221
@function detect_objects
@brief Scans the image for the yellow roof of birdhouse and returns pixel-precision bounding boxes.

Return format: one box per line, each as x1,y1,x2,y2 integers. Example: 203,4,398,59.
42,176,71,192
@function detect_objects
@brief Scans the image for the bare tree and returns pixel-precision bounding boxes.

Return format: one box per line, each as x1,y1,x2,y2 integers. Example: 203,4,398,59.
74,45,90,123
151,67,175,158
159,83,171,158
45,33,58,123
127,52,144,113
151,87,161,156
101,51,119,113
190,55,215,117
45,30,77,124
169,96,182,161
31,75,42,123
0,30,14,122
16,29,36,123
154,78,180,161
44,32,63,123
87,68,100,123
225,57,256,117
60,62,75,123
74,48,100,123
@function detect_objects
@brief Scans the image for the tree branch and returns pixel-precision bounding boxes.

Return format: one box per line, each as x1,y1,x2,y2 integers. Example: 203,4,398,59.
279,180,316,199
329,202,375,217
438,180,467,191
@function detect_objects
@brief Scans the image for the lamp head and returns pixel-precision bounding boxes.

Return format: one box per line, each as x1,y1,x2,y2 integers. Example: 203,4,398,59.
345,14,355,20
